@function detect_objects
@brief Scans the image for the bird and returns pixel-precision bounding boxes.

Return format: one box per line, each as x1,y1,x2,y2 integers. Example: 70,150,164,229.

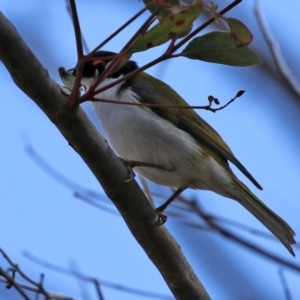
70,50,295,255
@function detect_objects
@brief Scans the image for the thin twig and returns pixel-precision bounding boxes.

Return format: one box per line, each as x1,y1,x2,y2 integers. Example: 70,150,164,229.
89,5,149,56
176,197,300,272
92,279,105,300
90,4,161,91
121,5,161,52
278,268,292,300
25,140,297,247
86,2,159,94
254,0,300,98
83,91,241,113
74,192,119,215
23,252,173,300
68,0,83,59
82,0,243,100
24,139,300,255
67,0,85,109
65,0,89,53
69,261,92,300
0,267,30,300
174,0,243,51
0,248,78,300
22,136,105,200
35,273,44,300
0,278,76,299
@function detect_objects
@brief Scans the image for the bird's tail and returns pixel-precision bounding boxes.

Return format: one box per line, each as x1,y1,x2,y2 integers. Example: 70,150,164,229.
232,178,296,256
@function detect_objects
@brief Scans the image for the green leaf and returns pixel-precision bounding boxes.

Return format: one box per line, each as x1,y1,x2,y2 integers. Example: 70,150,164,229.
177,22,193,38
181,31,262,66
124,3,201,54
115,54,132,71
143,0,186,19
223,17,253,46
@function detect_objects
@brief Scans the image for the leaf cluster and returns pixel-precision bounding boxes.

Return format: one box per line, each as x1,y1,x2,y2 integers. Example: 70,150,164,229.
62,0,261,109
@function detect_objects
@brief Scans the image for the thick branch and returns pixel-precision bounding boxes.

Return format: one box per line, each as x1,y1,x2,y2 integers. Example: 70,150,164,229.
0,12,210,300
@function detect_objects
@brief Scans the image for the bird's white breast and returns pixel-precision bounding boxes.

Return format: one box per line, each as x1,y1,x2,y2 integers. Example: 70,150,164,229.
90,76,232,192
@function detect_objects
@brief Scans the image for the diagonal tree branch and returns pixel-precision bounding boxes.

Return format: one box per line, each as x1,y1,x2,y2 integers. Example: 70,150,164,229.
0,12,210,300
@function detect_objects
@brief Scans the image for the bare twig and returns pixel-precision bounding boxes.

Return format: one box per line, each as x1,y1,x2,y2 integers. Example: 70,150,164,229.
68,0,83,60
23,136,105,200
74,192,119,215
24,136,300,258
92,279,105,300
0,249,77,300
174,0,243,51
68,2,152,108
90,4,161,91
120,5,161,52
65,0,89,53
68,261,93,300
177,197,300,272
0,267,31,300
35,273,44,300
24,141,300,251
254,0,300,98
67,0,85,109
0,277,77,299
23,252,173,300
89,5,149,56
80,0,244,101
82,90,242,113
278,268,292,300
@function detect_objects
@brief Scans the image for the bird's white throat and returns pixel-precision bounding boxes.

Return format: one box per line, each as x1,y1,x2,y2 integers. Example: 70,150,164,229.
81,75,127,103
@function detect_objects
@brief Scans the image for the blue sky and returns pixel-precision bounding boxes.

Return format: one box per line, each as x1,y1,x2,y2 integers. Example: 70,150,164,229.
1,1,300,299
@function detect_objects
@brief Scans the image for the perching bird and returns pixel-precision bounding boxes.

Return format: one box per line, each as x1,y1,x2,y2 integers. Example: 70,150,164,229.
71,50,295,255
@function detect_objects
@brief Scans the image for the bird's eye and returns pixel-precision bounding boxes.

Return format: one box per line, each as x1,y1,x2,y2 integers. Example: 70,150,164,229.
92,59,105,68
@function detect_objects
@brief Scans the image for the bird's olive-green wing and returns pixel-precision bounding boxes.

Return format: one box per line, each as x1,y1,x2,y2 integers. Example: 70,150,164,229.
130,72,262,190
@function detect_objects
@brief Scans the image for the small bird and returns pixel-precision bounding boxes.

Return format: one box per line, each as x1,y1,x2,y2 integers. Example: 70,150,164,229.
71,50,295,255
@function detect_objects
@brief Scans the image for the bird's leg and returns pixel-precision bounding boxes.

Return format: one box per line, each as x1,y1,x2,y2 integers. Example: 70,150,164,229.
120,158,173,182
154,188,186,226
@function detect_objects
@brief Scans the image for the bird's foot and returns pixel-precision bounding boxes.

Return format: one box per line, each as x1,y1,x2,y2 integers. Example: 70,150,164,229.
120,159,136,182
120,158,173,182
152,188,186,226
153,210,168,226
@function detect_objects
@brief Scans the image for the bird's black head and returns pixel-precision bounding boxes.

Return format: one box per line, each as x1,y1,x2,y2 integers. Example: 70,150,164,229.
73,51,138,79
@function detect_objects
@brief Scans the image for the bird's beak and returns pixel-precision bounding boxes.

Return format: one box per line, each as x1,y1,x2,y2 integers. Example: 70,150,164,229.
59,66,99,93
59,67,77,90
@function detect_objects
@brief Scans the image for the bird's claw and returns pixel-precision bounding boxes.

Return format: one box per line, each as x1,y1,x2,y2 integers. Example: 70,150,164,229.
120,158,136,182
124,168,136,182
120,158,171,183
153,210,168,226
